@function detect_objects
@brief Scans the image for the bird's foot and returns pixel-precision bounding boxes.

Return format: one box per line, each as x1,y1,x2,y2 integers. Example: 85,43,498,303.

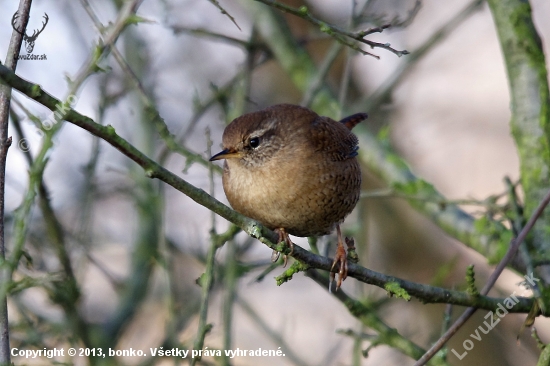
330,225,348,292
271,228,294,267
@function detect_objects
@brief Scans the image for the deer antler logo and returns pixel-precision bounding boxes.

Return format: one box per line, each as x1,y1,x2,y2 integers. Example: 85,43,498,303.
11,12,49,54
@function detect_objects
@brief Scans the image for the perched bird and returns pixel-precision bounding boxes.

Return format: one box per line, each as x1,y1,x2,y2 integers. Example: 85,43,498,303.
210,104,366,290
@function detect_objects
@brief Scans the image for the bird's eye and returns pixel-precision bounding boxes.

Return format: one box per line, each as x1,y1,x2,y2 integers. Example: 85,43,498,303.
249,136,260,149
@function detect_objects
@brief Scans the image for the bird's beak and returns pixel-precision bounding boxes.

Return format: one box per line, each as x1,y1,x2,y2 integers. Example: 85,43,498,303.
209,148,243,161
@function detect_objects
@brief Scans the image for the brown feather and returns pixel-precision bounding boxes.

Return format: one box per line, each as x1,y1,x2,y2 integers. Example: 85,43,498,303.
339,112,368,130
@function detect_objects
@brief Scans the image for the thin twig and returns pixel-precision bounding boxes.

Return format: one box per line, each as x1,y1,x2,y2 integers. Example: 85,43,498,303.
191,237,219,364
71,0,144,88
337,44,353,120
439,304,453,362
9,109,91,347
336,0,360,119
306,269,449,365
81,1,220,173
254,0,409,58
301,42,343,108
414,187,550,365
236,295,311,366
0,1,33,363
4,0,145,355
172,27,249,47
361,188,507,210
505,177,542,300
206,0,241,31
221,237,237,366
192,129,220,365
359,0,484,111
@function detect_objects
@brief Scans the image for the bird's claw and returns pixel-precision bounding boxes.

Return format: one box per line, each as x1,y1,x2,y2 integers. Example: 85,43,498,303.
271,249,288,267
329,225,349,293
330,242,348,292
272,228,293,267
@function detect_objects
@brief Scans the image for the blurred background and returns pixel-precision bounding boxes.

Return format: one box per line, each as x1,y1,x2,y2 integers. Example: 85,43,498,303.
1,0,550,365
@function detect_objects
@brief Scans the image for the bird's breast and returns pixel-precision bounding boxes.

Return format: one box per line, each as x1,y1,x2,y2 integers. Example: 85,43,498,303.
222,154,361,237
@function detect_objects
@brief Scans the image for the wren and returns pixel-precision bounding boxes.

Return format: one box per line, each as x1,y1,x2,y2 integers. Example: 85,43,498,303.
210,104,367,290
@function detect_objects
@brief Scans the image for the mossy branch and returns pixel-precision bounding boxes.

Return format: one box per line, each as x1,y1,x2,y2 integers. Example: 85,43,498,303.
487,0,550,280
465,265,480,297
0,64,538,315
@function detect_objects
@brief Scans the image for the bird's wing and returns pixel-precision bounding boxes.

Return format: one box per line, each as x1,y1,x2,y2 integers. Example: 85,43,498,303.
310,117,359,161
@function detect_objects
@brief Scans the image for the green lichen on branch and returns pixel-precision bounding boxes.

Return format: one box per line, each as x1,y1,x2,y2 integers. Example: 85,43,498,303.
465,264,480,297
487,0,550,271
391,179,438,201
384,282,411,301
536,340,550,366
275,261,309,286
532,328,550,366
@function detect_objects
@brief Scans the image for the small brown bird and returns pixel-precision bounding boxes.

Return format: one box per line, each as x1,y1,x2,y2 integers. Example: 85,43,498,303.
210,104,366,290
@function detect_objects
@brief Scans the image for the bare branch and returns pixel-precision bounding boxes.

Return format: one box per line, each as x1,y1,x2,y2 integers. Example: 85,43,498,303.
0,0,34,363
254,0,409,58
206,0,242,31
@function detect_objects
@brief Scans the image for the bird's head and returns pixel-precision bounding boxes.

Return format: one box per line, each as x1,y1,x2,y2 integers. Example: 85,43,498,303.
210,105,310,168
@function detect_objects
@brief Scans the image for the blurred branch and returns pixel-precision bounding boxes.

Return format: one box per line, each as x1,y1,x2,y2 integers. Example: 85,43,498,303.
236,295,311,366
361,0,485,111
338,45,353,118
221,237,237,366
355,1,498,262
163,27,270,164
361,188,507,209
439,304,453,362
358,131,511,264
242,0,340,115
191,128,219,365
71,0,144,88
172,27,250,48
206,0,241,31
82,0,220,174
301,41,343,108
415,187,550,365
505,177,541,298
9,110,90,347
254,0,409,58
307,269,448,366
98,1,163,351
0,0,33,362
73,75,114,246
5,0,146,358
191,234,218,365
487,0,550,283
217,45,254,365
191,234,222,365
0,66,540,315
414,1,550,362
